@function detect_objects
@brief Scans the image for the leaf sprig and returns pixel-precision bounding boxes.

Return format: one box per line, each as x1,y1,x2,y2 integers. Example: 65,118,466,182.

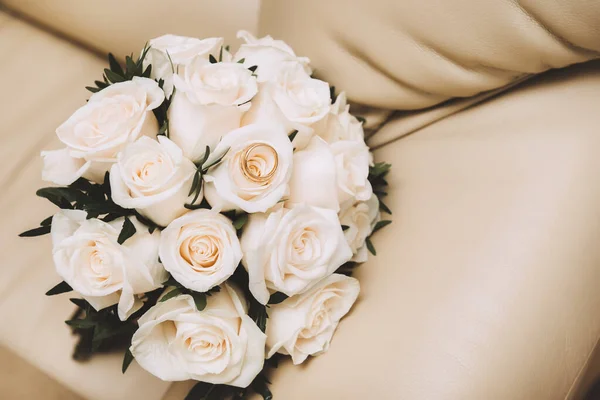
185,146,230,210
86,47,152,94
160,276,221,312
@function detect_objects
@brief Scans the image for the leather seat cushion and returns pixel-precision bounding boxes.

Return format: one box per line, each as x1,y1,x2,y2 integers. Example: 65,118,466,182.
0,0,260,59
260,60,600,399
260,0,600,110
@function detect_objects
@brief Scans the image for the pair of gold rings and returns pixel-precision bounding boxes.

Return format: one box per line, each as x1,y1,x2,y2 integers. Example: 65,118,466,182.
239,143,279,184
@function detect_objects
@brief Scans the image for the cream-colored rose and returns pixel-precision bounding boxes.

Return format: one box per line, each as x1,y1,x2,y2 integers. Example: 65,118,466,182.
159,209,242,292
51,210,167,320
339,194,380,263
315,92,365,143
42,77,164,185
242,63,330,150
130,285,266,386
234,30,311,83
168,59,258,161
144,34,223,97
109,136,197,227
203,123,293,213
241,205,352,305
266,274,359,364
331,140,373,204
287,136,339,211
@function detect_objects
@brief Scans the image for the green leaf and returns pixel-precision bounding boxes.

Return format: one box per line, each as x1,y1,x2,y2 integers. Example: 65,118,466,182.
46,281,73,296
19,225,51,237
329,85,336,102
142,64,152,78
65,319,96,329
251,374,273,400
366,237,376,256
268,292,288,305
218,46,224,62
201,147,230,172
341,225,350,231
191,292,207,311
108,53,124,75
373,220,392,233
185,382,214,400
69,298,89,309
379,200,392,215
108,53,124,76
188,170,200,196
249,300,268,333
195,146,211,169
104,68,125,83
117,217,136,245
125,56,137,77
40,216,53,226
159,288,182,302
122,349,134,374
233,213,248,230
356,115,366,124
162,276,183,288
85,86,100,93
209,54,218,64
248,65,258,73
288,130,298,142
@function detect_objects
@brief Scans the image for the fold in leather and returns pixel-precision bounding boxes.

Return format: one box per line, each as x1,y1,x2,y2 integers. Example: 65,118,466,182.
260,0,600,110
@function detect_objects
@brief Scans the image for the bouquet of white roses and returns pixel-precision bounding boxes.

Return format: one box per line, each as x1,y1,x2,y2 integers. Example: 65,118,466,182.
20,31,391,399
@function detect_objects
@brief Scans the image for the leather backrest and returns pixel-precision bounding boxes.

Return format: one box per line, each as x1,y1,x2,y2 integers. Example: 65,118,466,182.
0,0,260,59
260,0,600,109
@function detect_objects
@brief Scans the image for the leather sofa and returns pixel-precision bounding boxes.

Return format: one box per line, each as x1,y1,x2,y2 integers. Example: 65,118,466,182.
1,0,600,399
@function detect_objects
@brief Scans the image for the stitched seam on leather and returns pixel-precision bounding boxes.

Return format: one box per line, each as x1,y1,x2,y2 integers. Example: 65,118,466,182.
565,336,600,400
514,1,600,58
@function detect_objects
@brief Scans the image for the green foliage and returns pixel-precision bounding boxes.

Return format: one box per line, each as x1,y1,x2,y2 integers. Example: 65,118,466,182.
185,357,279,399
117,217,136,244
267,292,288,305
288,130,298,143
122,349,134,373
232,213,248,231
86,47,152,94
67,289,161,362
185,146,230,210
45,281,73,296
160,276,221,312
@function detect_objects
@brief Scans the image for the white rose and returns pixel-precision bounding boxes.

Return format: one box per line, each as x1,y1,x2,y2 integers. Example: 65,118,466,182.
42,77,164,185
234,30,311,83
331,140,373,204
159,209,242,292
339,194,380,263
241,205,352,305
242,63,330,150
144,34,223,97
168,59,258,161
109,136,197,227
266,274,359,364
203,123,293,213
51,210,167,320
287,136,339,211
130,284,266,387
315,92,365,143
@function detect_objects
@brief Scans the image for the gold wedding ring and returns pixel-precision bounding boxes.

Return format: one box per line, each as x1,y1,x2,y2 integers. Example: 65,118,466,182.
239,143,278,183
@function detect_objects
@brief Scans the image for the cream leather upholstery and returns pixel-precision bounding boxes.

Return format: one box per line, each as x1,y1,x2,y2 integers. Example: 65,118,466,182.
1,0,600,399
0,0,260,59
261,0,600,109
